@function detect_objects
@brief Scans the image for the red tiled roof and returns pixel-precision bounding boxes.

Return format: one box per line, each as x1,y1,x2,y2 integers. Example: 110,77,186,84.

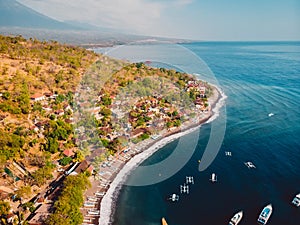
63,149,75,157
87,165,94,173
74,160,89,174
31,93,44,99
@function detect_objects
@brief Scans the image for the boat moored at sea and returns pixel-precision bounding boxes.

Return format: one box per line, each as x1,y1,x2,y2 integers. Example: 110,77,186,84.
186,176,194,184
167,193,179,202
229,210,243,225
292,193,300,207
257,204,272,224
180,184,189,194
161,217,168,225
225,151,232,156
210,173,217,182
244,161,256,169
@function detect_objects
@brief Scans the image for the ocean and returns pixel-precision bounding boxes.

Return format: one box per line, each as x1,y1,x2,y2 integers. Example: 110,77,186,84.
97,42,300,225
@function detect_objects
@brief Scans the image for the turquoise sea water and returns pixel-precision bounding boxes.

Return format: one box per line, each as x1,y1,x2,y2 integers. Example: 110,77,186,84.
104,42,300,225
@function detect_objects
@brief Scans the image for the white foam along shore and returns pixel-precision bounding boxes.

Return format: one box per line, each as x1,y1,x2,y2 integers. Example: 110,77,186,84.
206,84,227,124
99,85,227,225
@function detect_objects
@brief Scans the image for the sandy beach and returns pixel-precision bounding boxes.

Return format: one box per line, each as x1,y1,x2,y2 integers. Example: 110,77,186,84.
82,84,227,225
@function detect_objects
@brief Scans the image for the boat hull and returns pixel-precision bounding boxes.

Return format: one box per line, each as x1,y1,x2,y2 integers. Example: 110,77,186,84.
257,204,272,225
229,211,243,225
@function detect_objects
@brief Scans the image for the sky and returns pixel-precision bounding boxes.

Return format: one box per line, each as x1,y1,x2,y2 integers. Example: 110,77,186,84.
18,0,300,41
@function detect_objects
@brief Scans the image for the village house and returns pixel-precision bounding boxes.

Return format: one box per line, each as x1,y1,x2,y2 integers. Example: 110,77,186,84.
148,107,160,113
63,149,75,158
0,114,6,122
42,105,52,112
28,204,52,225
54,109,64,116
35,121,49,129
30,93,45,102
94,112,104,120
69,160,90,175
63,104,73,113
153,119,165,129
168,126,179,132
86,165,94,174
130,128,149,139
199,86,206,95
65,118,75,124
29,125,38,133
0,186,13,200
7,213,17,224
146,111,156,119
112,108,126,119
44,92,55,99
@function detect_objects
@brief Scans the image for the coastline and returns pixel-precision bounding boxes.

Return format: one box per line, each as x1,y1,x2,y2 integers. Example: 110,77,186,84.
95,84,227,225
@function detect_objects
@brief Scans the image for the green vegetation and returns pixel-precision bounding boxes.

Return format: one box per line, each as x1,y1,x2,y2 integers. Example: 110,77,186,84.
0,130,25,161
46,173,91,225
0,34,97,174
15,186,32,199
0,200,10,223
31,163,55,187
0,34,215,225
22,201,36,213
60,156,72,166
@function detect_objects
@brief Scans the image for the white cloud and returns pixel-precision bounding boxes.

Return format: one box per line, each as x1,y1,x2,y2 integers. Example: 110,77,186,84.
18,0,165,33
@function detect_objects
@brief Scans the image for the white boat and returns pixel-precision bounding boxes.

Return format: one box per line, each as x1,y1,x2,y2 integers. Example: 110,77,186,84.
225,151,232,156
84,202,96,207
210,173,217,182
292,193,300,207
229,210,243,225
180,184,189,194
257,204,272,224
95,192,105,197
87,197,98,202
168,193,179,202
186,176,194,184
244,161,256,169
268,113,274,117
88,210,100,215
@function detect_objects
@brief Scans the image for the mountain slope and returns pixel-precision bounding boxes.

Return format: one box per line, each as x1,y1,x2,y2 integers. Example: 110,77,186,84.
0,0,79,30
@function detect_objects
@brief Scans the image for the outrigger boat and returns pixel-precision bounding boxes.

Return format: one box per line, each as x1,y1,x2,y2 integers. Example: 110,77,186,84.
244,161,256,169
292,193,300,207
168,193,179,202
180,184,189,194
229,210,243,225
257,204,272,225
210,173,217,182
186,176,194,184
225,151,232,156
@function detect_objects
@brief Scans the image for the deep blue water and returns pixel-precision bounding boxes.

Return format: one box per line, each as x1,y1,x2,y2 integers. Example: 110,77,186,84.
109,42,300,225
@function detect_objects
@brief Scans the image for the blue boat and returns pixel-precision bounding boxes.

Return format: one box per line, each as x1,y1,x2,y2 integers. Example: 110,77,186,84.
257,204,273,224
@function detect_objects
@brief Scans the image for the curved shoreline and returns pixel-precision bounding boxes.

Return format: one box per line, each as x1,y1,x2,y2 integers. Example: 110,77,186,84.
99,85,227,225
